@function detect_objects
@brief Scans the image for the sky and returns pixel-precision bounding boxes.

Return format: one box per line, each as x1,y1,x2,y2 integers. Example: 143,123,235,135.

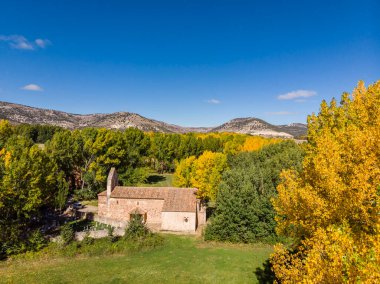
0,0,379,127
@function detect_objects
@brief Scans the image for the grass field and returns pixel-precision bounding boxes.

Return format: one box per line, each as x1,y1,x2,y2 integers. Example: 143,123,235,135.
142,173,174,187
0,235,273,284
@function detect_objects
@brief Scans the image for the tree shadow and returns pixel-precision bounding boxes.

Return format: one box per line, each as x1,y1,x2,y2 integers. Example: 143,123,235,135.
255,259,276,284
206,207,215,219
146,175,166,184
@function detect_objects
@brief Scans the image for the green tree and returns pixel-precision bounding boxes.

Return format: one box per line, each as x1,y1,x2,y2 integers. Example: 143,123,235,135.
55,172,69,212
205,141,304,243
46,130,81,183
0,136,65,256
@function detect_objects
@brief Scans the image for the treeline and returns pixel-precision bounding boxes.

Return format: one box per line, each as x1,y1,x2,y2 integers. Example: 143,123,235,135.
0,120,281,257
1,122,281,198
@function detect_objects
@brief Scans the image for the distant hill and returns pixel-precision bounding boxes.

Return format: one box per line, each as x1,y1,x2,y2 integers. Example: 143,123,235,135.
277,123,308,138
209,117,306,138
0,101,307,138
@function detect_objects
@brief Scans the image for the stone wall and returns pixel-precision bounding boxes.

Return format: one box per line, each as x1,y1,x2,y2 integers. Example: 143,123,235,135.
102,198,165,224
95,215,128,228
74,228,125,241
161,212,196,232
197,200,207,226
98,195,108,218
106,167,118,202
98,197,202,232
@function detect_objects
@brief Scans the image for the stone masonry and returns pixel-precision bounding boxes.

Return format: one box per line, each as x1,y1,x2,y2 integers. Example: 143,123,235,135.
98,168,206,233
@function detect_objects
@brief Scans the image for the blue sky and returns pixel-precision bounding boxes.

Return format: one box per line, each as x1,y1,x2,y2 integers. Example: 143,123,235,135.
0,0,379,127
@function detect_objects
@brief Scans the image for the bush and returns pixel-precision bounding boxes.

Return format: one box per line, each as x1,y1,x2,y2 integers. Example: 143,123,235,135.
81,233,94,246
60,223,75,245
107,225,114,237
0,227,46,260
28,230,46,251
124,215,150,239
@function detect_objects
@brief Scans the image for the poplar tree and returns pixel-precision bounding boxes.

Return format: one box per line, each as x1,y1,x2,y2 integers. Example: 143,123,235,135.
271,81,380,282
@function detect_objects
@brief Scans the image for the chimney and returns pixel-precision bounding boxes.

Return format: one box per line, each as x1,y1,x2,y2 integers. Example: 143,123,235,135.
107,167,118,205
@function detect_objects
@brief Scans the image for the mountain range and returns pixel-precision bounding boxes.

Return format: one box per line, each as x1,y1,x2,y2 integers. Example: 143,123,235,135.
0,101,307,138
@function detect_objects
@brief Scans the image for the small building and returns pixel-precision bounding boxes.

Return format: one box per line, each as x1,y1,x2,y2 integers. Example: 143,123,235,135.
97,168,206,233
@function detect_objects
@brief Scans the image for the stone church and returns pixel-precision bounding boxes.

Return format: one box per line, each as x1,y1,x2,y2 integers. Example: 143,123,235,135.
97,168,206,233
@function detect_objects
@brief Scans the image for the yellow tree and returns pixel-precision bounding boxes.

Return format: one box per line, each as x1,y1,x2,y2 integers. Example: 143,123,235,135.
173,156,196,188
271,81,380,283
240,136,279,152
0,120,13,148
173,151,227,201
191,151,228,201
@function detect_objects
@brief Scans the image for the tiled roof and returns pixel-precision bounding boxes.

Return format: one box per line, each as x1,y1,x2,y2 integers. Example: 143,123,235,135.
99,186,198,212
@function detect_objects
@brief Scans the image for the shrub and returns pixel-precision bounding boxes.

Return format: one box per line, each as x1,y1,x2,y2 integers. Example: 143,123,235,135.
107,225,114,237
124,215,150,239
106,225,119,242
60,223,75,245
28,230,46,251
81,233,94,246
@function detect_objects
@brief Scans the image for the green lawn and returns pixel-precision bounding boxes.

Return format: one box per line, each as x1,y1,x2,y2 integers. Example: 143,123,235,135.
81,199,98,207
0,235,273,284
141,173,174,187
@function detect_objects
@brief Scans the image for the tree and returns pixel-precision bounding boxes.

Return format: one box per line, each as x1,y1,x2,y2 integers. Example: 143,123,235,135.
239,136,279,152
205,141,304,243
0,136,65,256
271,81,380,282
55,172,69,212
0,120,13,149
173,151,228,201
191,151,228,201
14,124,63,143
173,156,196,188
46,130,81,182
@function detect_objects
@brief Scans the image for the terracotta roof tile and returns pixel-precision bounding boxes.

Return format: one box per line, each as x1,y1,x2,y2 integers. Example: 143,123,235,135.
109,186,198,212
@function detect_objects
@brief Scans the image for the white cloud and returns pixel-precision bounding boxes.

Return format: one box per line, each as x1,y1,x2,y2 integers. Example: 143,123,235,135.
206,99,221,104
21,84,44,91
35,38,51,48
278,90,316,100
266,111,295,115
0,35,51,50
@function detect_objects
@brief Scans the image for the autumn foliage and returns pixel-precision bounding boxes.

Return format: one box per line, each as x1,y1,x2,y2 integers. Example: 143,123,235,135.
239,136,279,152
271,81,380,282
173,151,228,201
173,135,279,201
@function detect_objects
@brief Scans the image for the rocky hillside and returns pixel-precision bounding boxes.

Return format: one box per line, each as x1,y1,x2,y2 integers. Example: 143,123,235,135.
277,123,308,138
0,101,210,133
210,118,307,138
0,101,306,137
